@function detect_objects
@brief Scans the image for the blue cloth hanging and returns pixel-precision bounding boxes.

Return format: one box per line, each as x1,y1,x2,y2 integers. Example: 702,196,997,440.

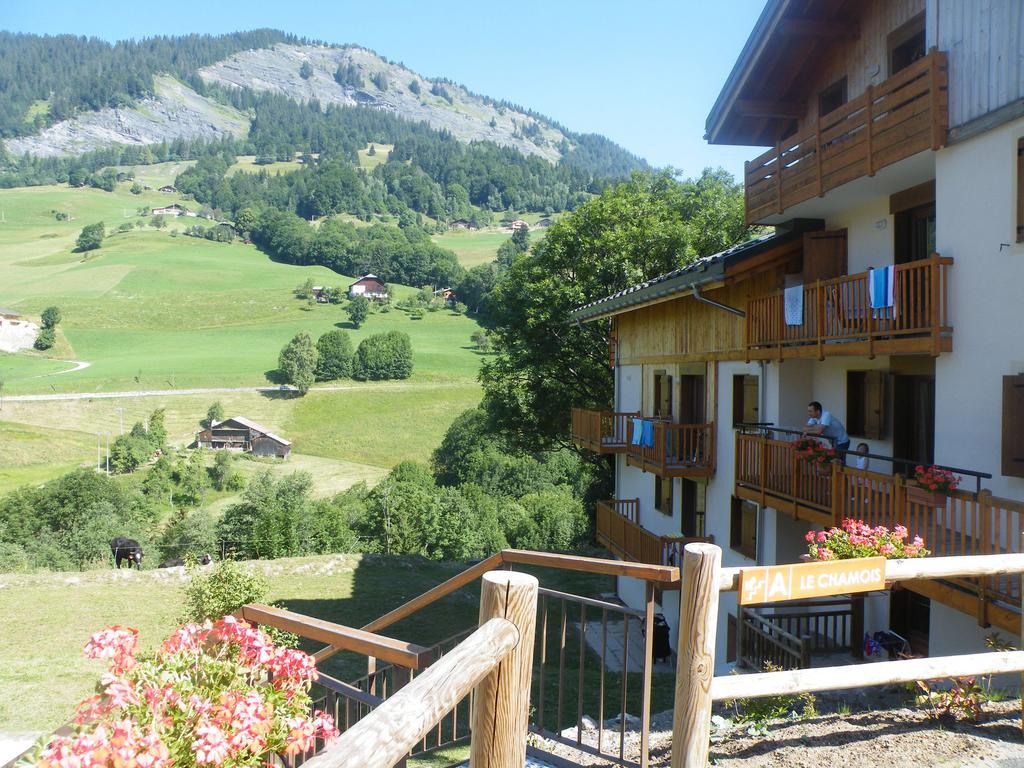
641,420,655,448
631,418,644,446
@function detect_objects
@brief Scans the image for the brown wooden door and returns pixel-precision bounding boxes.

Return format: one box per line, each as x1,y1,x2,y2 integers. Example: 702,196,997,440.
1003,375,1024,478
803,230,848,283
679,375,705,424
890,589,929,656
893,375,935,466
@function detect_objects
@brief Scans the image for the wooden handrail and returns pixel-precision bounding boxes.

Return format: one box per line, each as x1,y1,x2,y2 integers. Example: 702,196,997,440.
501,548,680,583
302,617,520,768
238,604,433,670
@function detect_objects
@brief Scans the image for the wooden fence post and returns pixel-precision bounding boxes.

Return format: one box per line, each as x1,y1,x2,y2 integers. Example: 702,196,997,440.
470,571,539,767
671,543,723,768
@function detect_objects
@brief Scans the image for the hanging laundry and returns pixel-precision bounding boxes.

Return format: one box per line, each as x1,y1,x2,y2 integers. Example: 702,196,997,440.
869,266,895,309
784,284,804,325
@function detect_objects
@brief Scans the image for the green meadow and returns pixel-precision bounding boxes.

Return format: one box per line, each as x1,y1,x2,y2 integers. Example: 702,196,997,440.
431,229,510,267
0,178,487,493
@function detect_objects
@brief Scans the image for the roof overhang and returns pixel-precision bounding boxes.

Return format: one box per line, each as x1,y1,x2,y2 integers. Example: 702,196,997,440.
569,221,821,324
705,0,863,147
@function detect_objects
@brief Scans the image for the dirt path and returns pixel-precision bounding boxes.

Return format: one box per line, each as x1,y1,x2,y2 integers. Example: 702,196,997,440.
3,381,464,403
36,360,91,377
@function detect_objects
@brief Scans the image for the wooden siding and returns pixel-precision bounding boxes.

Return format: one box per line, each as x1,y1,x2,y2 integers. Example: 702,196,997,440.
937,0,1024,129
615,274,776,365
791,0,926,137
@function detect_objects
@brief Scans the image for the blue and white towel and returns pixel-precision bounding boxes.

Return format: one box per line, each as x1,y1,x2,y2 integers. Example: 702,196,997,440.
784,285,804,325
869,266,895,310
631,418,644,446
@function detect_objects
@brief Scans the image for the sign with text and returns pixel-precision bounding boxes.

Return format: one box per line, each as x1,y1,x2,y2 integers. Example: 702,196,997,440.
738,557,887,605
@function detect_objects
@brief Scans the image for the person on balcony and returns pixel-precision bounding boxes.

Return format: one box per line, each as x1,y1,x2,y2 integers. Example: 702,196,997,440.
803,401,850,458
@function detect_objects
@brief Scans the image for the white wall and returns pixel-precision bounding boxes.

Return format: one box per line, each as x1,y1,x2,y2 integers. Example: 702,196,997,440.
826,196,895,274
935,116,1024,499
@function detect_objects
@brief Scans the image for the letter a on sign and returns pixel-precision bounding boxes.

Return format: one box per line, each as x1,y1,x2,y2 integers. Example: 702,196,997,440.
738,557,887,604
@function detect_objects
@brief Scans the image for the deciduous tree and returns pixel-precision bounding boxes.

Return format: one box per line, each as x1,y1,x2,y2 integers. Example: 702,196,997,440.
278,331,318,394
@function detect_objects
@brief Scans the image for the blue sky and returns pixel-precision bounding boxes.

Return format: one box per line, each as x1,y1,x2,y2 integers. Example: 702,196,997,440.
6,0,766,179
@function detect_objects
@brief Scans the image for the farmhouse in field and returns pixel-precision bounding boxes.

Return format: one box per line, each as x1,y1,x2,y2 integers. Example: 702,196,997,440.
311,286,330,303
0,307,21,323
349,274,389,300
536,217,553,228
450,219,476,230
509,219,528,232
432,287,457,305
158,185,177,193
152,204,187,217
196,417,291,458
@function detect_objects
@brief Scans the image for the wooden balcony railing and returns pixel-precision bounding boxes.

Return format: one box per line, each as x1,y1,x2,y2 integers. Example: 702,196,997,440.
596,499,712,568
735,432,1024,632
570,407,638,454
744,48,948,224
626,419,716,478
746,254,953,360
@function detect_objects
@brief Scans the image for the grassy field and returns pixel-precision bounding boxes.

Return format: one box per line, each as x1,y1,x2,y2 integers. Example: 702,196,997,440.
226,155,304,176
432,229,510,267
0,554,629,736
0,179,486,493
356,143,394,171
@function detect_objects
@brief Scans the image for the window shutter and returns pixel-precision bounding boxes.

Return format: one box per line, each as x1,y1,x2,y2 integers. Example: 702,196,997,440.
1003,375,1024,477
864,371,887,440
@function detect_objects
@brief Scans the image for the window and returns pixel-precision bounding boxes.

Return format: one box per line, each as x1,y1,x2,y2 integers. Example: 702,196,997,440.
730,496,757,559
888,13,926,76
653,371,673,419
732,375,759,427
847,370,887,439
1003,375,1024,478
655,476,673,515
818,77,847,117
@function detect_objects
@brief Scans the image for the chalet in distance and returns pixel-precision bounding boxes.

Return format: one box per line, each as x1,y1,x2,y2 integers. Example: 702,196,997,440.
196,417,291,459
348,274,389,301
158,185,177,193
572,0,1024,673
151,204,188,217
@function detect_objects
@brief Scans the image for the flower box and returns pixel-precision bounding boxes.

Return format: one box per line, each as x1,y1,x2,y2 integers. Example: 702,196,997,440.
906,485,949,508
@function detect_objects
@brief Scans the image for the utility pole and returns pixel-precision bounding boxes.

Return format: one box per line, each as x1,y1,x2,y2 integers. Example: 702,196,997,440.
118,406,124,435
97,434,102,472
105,434,110,475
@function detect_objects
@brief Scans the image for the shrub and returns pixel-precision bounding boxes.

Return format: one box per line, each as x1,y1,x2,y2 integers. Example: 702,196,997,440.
278,332,318,395
211,450,244,492
205,401,225,427
518,487,588,551
315,329,354,381
160,510,219,562
33,327,56,350
0,542,29,573
181,560,269,623
352,330,413,381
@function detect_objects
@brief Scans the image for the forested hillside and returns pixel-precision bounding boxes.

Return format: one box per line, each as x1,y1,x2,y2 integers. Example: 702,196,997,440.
0,30,297,136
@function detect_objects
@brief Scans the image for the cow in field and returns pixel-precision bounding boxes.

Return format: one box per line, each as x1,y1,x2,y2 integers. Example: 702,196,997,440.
110,537,143,569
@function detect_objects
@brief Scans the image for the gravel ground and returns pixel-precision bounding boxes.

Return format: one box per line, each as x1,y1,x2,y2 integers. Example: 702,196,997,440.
528,697,1024,767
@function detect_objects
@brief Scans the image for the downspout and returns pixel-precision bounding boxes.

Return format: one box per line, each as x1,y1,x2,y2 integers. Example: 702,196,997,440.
691,284,745,317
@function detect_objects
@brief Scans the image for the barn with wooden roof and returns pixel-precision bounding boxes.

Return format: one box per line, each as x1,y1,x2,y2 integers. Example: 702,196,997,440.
196,416,291,459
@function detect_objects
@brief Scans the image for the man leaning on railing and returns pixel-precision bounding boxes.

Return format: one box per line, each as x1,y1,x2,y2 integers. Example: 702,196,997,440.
803,400,850,458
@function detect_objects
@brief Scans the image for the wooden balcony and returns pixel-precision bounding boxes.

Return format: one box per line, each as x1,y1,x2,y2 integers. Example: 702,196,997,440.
745,255,953,360
570,407,637,454
734,432,1024,633
595,499,712,568
626,420,716,478
744,49,948,224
